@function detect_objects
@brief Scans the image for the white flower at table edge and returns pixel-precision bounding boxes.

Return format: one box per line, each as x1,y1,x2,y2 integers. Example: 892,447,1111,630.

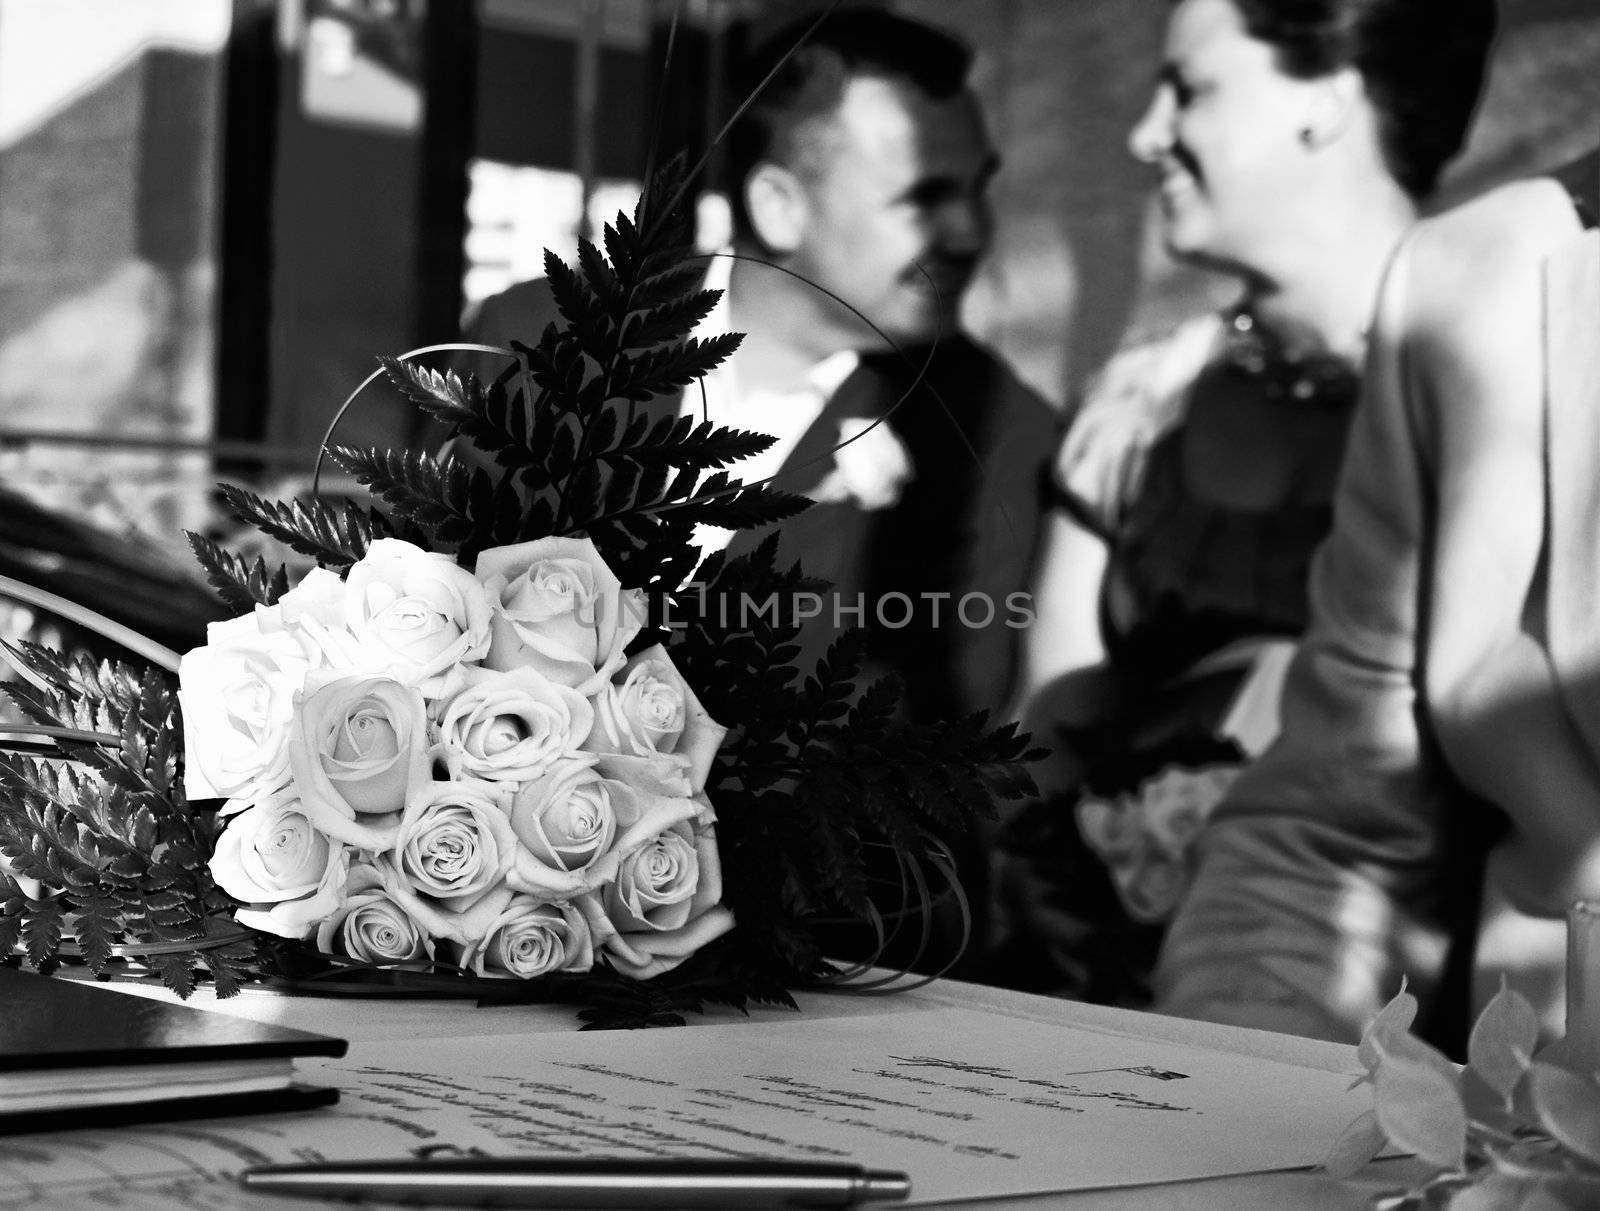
477,537,647,694
808,416,914,512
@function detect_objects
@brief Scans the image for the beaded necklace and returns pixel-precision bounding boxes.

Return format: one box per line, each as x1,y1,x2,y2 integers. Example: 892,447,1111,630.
1220,306,1362,408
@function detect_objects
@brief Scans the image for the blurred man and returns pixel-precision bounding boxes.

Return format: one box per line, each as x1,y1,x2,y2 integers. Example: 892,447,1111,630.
458,7,1057,729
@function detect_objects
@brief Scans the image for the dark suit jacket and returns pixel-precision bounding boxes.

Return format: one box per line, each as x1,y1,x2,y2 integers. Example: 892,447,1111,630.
452,276,1060,725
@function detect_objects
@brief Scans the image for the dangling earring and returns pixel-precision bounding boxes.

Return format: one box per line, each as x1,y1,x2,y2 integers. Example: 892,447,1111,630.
1299,126,1316,146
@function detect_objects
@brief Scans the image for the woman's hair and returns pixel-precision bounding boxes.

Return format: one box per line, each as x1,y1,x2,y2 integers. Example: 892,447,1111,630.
1230,0,1498,198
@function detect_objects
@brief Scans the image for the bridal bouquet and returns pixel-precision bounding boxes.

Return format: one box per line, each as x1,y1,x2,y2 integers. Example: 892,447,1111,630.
183,535,731,982
0,162,1037,1024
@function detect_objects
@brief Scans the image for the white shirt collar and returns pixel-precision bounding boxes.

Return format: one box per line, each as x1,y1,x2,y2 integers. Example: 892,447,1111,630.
685,250,862,553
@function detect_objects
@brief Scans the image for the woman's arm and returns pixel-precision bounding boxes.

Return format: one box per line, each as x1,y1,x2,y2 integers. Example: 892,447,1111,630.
1010,321,1219,721
1013,506,1110,718
1412,180,1600,914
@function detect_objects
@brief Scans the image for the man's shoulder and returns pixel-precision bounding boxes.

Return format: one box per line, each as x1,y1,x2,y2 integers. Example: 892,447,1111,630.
463,277,561,344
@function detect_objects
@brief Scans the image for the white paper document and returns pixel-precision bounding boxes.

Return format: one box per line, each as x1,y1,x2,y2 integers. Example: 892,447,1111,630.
0,1005,1369,1208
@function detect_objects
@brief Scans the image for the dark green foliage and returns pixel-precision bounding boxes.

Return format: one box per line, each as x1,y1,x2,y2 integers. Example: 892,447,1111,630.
0,648,259,994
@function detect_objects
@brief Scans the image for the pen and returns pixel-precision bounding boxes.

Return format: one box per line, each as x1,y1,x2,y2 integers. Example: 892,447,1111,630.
238,1157,912,1208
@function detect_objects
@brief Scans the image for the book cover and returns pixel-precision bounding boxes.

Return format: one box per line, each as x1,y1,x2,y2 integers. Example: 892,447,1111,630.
0,967,347,1135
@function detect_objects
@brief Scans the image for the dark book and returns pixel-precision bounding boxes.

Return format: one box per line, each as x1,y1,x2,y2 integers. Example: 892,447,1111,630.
0,967,347,1136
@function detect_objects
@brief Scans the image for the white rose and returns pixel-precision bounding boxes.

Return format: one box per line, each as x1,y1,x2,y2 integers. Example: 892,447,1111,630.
340,539,493,694
433,666,595,784
210,791,349,940
506,759,623,876
286,673,424,848
592,751,693,799
392,780,519,911
584,816,734,980
453,886,594,979
503,760,703,900
179,623,311,801
476,538,645,694
585,645,725,795
274,565,347,627
315,862,434,963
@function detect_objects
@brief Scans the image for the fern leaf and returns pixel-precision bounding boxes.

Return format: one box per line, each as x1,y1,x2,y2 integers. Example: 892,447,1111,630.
608,417,776,471
631,261,709,311
21,896,64,968
662,482,812,530
545,251,614,364
328,446,480,548
378,356,477,426
621,288,723,350
184,532,289,610
576,236,624,318
71,891,123,974
608,334,743,403
218,486,376,568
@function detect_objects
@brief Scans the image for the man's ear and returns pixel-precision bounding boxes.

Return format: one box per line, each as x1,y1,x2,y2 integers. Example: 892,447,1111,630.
744,163,809,253
1300,66,1363,149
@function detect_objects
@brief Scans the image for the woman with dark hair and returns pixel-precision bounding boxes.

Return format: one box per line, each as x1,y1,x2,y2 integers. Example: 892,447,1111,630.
986,0,1497,1006
1157,175,1596,1044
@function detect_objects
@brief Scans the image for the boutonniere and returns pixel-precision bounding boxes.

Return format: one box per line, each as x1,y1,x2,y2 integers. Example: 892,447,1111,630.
810,417,913,511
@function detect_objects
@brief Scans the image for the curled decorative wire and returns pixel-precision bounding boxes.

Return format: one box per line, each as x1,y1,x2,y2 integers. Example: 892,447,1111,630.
0,572,181,679
804,833,973,996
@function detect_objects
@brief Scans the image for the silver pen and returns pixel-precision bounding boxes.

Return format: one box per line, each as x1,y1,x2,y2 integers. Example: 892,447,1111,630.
238,1157,912,1208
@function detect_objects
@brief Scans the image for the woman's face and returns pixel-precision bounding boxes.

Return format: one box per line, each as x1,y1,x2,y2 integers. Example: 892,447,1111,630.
1129,0,1323,272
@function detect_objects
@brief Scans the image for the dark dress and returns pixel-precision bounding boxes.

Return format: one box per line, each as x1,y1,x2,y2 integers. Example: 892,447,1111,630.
985,311,1359,1006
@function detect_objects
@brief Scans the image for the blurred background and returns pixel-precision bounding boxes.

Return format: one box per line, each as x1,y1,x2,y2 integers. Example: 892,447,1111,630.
1,0,1597,586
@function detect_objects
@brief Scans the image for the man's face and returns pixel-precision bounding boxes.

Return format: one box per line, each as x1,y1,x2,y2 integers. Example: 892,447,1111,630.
788,75,997,348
